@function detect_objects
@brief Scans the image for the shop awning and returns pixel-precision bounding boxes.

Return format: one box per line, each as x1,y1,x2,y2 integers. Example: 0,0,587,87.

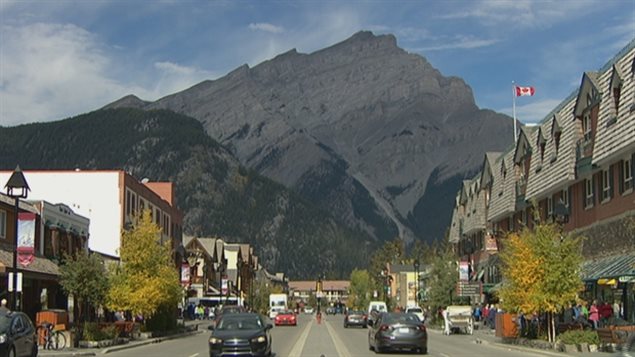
581,253,635,282
0,248,59,278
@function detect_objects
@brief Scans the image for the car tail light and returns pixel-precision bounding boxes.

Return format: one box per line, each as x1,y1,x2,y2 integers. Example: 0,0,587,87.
418,324,426,332
380,324,391,331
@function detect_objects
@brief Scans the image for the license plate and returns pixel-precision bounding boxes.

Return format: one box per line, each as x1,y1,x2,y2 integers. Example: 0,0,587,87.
399,327,410,333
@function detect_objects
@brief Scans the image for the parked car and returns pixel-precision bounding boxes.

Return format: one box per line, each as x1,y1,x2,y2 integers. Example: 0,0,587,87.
368,312,427,354
405,306,425,323
304,306,314,314
0,311,38,357
344,310,367,328
208,313,272,357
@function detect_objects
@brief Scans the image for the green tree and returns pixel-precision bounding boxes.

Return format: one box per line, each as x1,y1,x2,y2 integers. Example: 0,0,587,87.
347,269,372,310
499,223,583,343
59,250,109,323
426,243,459,324
106,210,182,327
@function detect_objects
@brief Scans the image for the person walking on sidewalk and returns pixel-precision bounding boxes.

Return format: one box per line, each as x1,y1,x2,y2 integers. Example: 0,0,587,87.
589,300,600,329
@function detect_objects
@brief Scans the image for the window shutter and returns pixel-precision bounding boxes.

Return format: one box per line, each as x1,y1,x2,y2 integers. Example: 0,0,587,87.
619,160,624,194
609,165,614,198
582,180,587,209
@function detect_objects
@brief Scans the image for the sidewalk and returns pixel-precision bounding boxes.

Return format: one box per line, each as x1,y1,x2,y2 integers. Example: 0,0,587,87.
38,320,206,357
429,323,588,356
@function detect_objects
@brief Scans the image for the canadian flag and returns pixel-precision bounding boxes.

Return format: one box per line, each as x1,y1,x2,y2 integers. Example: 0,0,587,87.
515,85,535,97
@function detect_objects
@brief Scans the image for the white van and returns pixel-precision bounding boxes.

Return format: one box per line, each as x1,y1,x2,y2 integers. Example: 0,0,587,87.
367,301,388,324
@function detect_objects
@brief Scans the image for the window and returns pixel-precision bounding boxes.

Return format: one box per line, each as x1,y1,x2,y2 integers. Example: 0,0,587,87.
155,208,161,225
0,210,6,239
624,159,633,193
601,169,611,202
585,178,594,208
547,196,553,217
583,113,592,141
132,193,137,214
126,190,131,216
562,188,570,208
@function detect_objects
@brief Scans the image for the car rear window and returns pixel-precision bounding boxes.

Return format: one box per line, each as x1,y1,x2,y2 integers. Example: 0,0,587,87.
407,308,422,313
384,313,420,323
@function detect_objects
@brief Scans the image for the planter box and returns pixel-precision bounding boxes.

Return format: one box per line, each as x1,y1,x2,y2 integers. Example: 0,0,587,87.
578,342,589,352
564,344,579,353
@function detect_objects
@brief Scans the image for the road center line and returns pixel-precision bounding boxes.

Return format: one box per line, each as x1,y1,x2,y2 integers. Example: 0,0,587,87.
187,354,199,357
287,317,313,357
324,320,352,357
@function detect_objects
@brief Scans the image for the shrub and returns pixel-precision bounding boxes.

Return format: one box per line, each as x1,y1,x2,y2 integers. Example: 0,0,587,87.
81,322,120,341
558,330,599,345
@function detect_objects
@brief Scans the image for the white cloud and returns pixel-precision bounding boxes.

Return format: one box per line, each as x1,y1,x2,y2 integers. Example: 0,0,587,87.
499,99,563,124
0,23,215,126
439,0,593,28
248,22,284,34
412,36,499,51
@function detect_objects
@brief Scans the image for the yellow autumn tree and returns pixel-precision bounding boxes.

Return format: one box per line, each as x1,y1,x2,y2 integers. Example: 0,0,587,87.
499,228,544,315
107,210,182,323
499,223,583,343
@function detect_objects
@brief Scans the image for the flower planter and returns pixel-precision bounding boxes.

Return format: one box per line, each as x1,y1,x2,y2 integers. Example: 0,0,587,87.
578,342,588,352
79,339,115,348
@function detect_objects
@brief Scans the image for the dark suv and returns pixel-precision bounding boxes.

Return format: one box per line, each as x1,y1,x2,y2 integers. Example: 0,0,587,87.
0,311,38,357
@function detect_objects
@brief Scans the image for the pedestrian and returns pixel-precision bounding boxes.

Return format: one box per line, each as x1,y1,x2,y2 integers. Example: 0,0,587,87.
488,304,497,330
599,300,612,327
483,304,490,327
589,300,600,329
0,299,9,313
442,307,451,335
473,304,481,322
613,300,622,320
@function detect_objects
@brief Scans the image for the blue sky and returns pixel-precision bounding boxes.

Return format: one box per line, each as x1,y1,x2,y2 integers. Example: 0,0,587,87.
1,0,633,127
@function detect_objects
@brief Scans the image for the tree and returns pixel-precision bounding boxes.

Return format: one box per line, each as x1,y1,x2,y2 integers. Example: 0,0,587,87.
59,250,109,323
426,243,459,323
347,269,373,310
106,210,182,324
499,223,583,343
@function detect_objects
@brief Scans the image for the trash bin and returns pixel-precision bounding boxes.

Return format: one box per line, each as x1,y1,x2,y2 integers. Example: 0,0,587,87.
495,313,518,338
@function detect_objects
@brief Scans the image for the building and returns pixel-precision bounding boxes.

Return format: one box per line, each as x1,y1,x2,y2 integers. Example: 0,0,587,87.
448,39,635,320
0,170,184,260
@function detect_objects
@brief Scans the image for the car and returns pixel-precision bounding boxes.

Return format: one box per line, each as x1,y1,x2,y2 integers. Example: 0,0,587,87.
368,312,427,354
268,306,284,319
304,307,314,314
274,310,297,326
0,311,38,357
213,305,246,326
344,310,367,328
405,306,425,323
367,301,388,325
208,313,272,357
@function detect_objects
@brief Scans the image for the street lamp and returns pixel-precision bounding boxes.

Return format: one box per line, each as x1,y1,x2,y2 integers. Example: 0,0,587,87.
413,259,420,305
4,165,30,311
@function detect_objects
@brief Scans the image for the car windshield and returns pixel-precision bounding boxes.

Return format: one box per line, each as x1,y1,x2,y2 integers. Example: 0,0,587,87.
383,313,420,324
0,315,10,334
217,316,262,330
278,310,294,315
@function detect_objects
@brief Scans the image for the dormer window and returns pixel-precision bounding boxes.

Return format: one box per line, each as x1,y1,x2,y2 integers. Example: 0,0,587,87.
583,113,592,141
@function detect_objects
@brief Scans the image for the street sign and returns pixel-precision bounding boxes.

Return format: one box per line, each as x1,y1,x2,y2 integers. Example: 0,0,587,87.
457,282,480,296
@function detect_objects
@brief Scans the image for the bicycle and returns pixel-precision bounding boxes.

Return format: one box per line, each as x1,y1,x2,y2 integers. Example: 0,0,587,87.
36,322,67,350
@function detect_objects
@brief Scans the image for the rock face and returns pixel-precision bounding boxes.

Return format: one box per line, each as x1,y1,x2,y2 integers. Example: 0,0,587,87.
106,31,514,243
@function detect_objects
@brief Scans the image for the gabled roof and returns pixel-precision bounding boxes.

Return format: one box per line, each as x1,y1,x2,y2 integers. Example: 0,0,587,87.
573,71,601,117
480,152,502,189
513,126,534,164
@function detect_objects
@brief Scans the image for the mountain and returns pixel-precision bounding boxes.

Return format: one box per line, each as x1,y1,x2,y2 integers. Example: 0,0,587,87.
105,31,514,243
0,108,375,279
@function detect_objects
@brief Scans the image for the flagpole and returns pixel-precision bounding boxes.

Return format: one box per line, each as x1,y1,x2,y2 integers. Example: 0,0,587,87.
512,81,517,143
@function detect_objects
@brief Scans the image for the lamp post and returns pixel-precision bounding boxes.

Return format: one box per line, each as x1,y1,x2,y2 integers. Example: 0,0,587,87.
4,165,30,311
413,259,420,306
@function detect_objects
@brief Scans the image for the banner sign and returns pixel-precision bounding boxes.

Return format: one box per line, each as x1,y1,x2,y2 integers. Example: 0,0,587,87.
458,282,481,296
180,263,190,285
222,278,228,295
459,261,469,282
17,213,36,267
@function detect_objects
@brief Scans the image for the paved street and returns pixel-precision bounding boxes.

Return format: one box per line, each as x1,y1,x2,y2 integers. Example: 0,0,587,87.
99,314,573,357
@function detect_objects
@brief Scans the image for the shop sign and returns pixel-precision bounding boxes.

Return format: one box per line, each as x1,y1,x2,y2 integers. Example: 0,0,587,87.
459,261,469,282
619,276,635,283
17,213,36,266
458,282,481,296
485,234,498,252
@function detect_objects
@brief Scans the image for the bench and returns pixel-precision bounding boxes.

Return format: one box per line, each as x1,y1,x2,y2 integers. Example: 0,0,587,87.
597,327,630,345
557,322,584,334
98,321,139,338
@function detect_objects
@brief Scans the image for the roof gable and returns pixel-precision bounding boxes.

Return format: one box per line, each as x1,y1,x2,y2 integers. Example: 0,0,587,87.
514,127,533,164
573,72,601,117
